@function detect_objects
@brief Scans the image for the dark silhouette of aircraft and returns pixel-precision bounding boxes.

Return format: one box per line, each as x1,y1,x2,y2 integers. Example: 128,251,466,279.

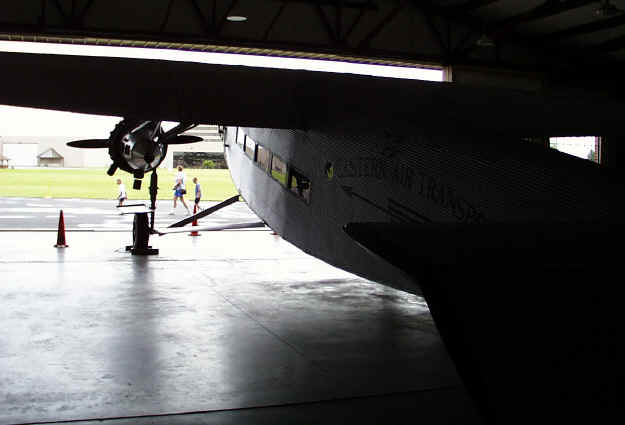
2,50,623,424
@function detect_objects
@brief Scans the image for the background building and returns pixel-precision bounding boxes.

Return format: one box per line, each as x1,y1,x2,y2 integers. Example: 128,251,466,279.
0,124,223,169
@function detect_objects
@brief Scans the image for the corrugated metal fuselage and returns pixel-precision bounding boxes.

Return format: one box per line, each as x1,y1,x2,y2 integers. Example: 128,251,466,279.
225,126,418,293
224,125,621,295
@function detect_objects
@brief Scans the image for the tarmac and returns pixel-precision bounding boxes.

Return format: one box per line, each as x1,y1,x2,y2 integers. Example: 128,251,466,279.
0,197,255,230
0,198,482,424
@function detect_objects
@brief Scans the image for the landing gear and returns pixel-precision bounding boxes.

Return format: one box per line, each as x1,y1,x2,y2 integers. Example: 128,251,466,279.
123,170,159,256
126,212,158,255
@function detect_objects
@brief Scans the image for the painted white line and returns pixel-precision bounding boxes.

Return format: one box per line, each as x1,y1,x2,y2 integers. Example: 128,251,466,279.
0,208,111,214
77,223,131,228
0,215,31,219
26,203,55,207
44,215,77,218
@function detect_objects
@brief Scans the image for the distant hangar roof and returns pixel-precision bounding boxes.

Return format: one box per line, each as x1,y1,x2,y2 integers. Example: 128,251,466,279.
38,148,63,159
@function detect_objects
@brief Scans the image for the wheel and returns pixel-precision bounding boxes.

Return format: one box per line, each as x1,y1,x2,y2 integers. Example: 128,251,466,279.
132,213,150,250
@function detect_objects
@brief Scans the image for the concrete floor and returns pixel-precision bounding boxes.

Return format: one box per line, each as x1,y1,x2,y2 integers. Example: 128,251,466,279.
0,230,482,424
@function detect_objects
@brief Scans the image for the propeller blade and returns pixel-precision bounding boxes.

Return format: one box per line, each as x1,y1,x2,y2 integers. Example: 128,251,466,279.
67,139,109,149
150,121,162,140
159,122,196,140
163,135,203,145
106,163,118,176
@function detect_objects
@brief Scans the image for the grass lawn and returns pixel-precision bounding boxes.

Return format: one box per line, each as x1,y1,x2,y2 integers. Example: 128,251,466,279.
0,168,238,201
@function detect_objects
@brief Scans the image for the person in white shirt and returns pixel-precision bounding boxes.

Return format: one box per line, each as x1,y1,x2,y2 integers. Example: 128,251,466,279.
116,179,127,207
170,165,191,215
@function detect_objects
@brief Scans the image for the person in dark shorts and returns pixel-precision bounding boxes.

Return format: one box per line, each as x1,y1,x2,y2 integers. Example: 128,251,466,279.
193,177,203,211
170,165,191,215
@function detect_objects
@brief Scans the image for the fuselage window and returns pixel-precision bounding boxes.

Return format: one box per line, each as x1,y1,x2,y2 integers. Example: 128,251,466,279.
271,154,288,186
289,167,311,204
235,127,245,148
257,145,271,172
245,136,257,160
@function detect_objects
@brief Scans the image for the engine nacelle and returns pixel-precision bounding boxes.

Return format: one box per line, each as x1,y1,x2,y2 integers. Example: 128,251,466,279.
68,118,200,180
109,120,168,177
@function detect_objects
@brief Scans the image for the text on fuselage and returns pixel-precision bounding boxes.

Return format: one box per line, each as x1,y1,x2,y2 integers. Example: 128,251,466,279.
335,157,485,223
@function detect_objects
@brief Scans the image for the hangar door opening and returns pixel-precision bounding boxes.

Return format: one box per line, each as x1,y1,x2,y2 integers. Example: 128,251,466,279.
2,143,38,166
550,137,600,163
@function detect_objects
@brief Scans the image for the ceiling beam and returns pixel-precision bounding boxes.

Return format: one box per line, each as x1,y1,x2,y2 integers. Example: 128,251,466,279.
421,11,449,56
414,1,623,73
38,0,46,26
314,4,337,43
188,0,213,34
492,0,596,32
358,0,404,49
263,3,286,40
216,0,240,35
336,0,343,42
5,0,625,73
160,0,174,32
452,29,477,59
212,0,217,29
343,2,368,41
10,18,623,75
414,1,484,33
273,0,378,11
52,0,68,24
0,22,453,66
534,14,625,43
451,0,500,13
75,0,95,27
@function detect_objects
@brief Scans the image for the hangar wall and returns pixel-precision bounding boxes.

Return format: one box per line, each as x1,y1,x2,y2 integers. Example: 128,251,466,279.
0,136,104,168
164,125,223,169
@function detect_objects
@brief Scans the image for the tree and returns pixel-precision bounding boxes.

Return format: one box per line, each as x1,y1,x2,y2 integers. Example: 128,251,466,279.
587,149,596,162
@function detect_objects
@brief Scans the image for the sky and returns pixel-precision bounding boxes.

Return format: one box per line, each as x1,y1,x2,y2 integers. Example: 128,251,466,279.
0,40,442,138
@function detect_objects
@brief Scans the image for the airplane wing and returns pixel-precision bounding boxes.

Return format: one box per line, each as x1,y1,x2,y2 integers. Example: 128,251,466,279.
342,221,615,271
0,51,623,136
155,221,266,235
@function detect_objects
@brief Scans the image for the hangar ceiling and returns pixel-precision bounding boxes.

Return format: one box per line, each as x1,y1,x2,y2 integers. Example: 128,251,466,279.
1,1,625,88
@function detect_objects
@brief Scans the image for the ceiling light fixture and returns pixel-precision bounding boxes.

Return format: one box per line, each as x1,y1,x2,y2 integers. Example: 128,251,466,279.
226,15,247,22
476,33,495,47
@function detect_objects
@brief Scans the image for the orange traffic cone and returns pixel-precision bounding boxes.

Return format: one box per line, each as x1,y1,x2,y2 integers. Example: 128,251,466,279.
189,204,200,237
54,209,69,248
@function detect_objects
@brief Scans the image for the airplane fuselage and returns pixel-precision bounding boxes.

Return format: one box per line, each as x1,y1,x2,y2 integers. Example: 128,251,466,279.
224,125,621,294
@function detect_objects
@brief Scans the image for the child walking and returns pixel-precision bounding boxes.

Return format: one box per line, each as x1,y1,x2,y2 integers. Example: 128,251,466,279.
193,177,203,211
116,179,127,207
